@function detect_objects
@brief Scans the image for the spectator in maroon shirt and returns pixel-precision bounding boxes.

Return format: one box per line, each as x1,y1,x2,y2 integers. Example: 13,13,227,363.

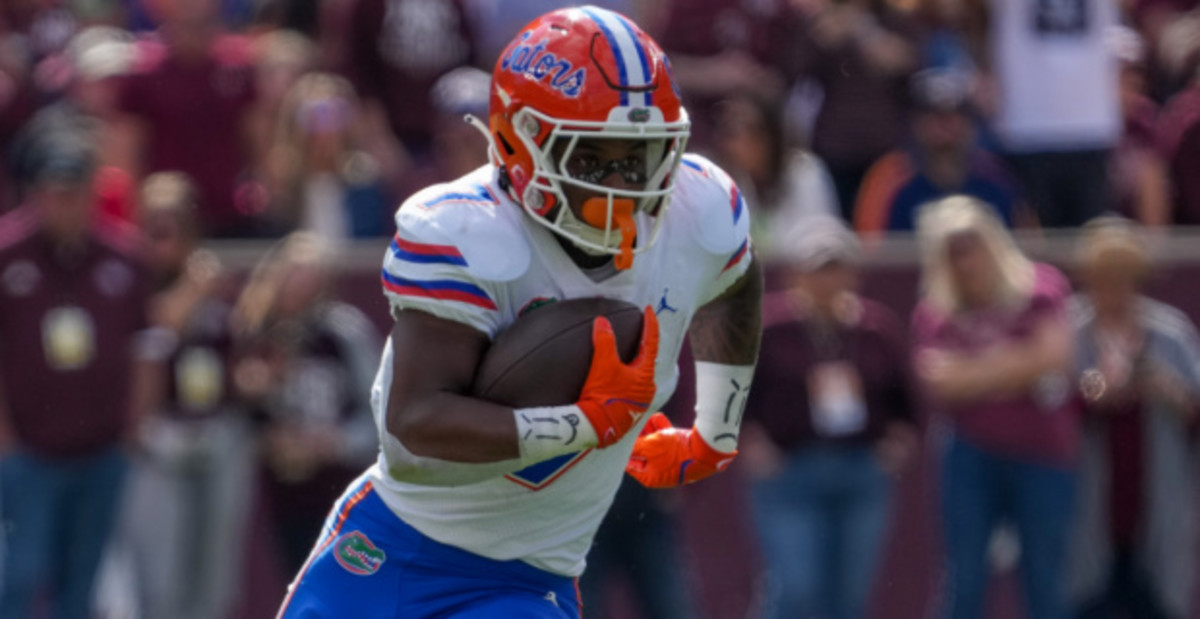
1108,27,1171,227
1170,122,1200,224
913,195,1079,619
1132,0,1199,98
0,129,155,619
742,216,917,619
340,0,475,158
790,0,920,220
1159,61,1200,223
116,0,262,238
654,0,798,149
1066,218,1200,619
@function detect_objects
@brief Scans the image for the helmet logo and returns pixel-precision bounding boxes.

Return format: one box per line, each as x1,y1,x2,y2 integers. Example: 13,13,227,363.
501,33,586,98
627,108,651,123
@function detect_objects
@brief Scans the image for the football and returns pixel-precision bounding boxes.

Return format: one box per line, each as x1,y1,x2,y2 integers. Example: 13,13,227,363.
472,297,644,407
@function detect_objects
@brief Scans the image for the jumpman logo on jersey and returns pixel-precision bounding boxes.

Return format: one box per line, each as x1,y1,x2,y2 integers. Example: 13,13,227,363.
656,288,678,315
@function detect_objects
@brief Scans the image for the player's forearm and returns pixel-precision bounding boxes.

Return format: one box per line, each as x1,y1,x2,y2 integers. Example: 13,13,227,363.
380,404,525,487
689,258,763,365
388,393,521,463
686,259,763,452
385,397,601,486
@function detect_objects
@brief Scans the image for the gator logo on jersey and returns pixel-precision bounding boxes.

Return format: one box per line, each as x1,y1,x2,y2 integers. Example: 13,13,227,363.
506,449,592,490
517,296,558,318
334,531,386,576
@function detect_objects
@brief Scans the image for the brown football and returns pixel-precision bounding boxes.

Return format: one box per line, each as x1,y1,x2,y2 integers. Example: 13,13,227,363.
472,297,644,407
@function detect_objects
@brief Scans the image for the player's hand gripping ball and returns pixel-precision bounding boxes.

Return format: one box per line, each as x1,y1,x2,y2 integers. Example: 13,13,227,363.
577,306,659,448
472,298,658,448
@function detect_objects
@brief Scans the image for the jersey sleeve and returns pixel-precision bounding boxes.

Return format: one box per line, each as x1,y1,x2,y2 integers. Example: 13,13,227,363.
707,235,752,305
677,156,754,305
381,192,509,339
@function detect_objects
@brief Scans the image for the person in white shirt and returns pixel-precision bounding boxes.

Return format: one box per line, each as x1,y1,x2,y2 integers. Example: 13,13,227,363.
980,0,1122,227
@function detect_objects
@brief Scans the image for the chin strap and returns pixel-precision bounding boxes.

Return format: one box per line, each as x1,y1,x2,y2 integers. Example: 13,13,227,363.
464,114,502,169
581,198,636,270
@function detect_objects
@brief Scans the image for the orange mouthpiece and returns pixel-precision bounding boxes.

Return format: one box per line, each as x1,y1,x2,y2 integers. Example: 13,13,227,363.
581,198,636,270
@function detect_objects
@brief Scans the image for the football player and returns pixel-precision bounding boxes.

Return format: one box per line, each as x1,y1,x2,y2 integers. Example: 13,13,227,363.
278,6,763,618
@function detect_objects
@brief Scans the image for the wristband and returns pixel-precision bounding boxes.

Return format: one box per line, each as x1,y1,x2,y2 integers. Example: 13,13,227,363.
693,362,755,453
513,405,599,463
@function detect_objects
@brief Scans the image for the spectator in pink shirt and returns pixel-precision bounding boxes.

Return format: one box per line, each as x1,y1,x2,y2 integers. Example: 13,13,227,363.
913,196,1080,619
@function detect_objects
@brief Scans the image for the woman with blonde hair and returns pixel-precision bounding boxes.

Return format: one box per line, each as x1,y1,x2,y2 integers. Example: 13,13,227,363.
912,196,1080,619
1066,218,1200,619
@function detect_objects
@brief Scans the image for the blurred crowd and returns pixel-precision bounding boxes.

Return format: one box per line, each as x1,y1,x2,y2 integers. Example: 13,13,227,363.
0,0,1198,238
2,0,1200,618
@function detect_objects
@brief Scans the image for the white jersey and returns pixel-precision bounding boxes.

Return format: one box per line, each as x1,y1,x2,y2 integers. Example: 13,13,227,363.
364,155,752,577
991,0,1121,152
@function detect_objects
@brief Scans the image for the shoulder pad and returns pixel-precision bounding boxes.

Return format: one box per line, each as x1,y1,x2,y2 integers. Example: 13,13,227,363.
394,172,530,283
671,154,751,255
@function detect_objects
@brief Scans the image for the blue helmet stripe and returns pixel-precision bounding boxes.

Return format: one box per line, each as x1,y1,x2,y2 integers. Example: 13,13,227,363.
614,14,652,106
581,7,629,106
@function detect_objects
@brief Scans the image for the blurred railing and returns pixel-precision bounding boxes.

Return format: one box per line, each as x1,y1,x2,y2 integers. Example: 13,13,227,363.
202,227,1200,273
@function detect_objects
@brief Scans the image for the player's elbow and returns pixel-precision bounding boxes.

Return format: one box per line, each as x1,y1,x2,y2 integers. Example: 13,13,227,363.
379,428,516,487
380,413,444,482
387,402,438,458
378,439,447,485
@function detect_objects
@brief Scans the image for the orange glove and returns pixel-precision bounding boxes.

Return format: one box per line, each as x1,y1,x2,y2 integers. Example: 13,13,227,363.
577,307,660,448
625,413,737,488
